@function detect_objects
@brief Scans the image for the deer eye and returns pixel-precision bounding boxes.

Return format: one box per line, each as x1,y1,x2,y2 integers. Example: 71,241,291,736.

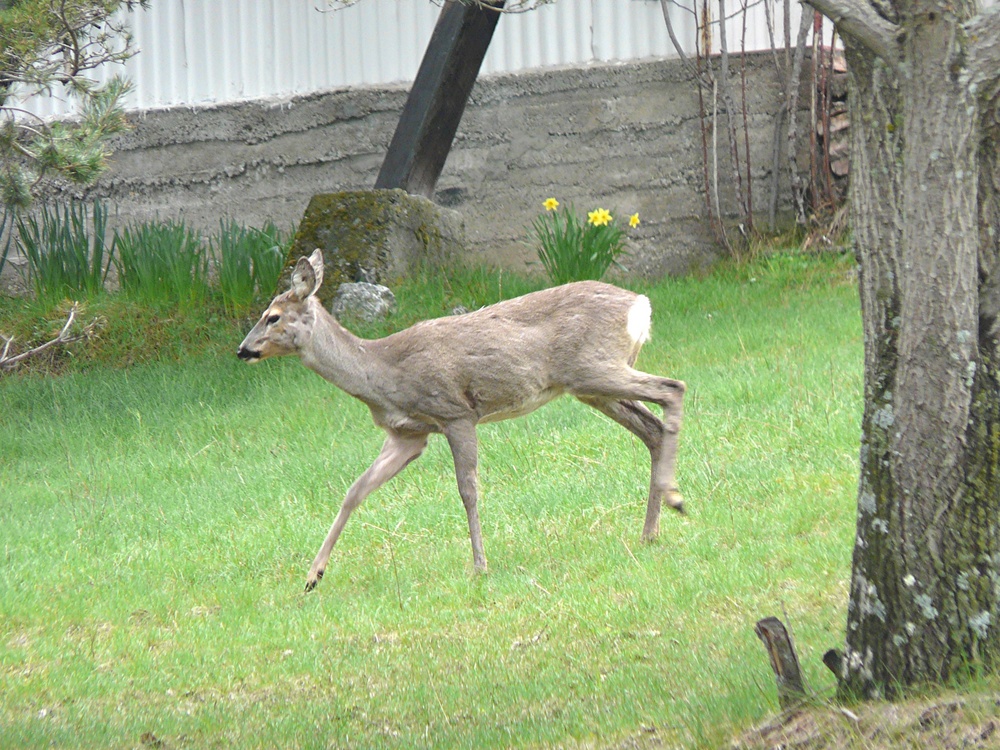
266,314,280,325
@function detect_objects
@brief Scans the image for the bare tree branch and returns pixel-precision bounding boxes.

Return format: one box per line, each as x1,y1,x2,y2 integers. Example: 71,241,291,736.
322,0,546,13
0,303,101,372
786,9,813,223
763,0,782,73
659,0,715,89
740,0,754,231
710,78,735,254
784,0,791,67
803,0,898,64
768,101,788,226
717,0,748,227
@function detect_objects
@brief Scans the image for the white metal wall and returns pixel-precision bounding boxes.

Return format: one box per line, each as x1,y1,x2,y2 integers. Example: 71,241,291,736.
13,0,819,118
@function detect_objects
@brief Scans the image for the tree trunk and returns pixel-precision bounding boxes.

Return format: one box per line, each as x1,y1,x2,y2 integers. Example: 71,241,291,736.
840,4,1000,697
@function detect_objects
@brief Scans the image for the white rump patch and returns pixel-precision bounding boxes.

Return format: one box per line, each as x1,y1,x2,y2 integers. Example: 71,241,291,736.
627,295,652,345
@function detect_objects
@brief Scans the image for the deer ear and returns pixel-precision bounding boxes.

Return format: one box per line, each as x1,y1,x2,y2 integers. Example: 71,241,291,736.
290,250,323,301
307,248,324,285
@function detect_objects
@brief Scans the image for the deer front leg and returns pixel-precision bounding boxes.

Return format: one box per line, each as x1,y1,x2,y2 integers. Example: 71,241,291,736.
305,431,428,592
444,420,487,573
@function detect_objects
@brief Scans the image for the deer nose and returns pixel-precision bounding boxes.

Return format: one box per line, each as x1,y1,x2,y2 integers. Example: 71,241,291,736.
237,346,259,361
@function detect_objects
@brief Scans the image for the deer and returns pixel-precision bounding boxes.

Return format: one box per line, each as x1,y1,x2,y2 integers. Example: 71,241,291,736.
238,249,686,592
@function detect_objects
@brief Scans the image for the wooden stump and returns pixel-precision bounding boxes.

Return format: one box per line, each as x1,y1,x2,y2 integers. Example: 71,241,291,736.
754,617,807,709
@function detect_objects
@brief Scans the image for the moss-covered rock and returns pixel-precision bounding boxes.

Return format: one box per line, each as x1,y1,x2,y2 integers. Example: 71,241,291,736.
279,189,466,307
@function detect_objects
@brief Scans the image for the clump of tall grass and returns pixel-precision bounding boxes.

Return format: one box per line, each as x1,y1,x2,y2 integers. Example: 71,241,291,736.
113,219,209,305
0,207,13,278
16,199,112,300
211,220,288,313
9,201,290,309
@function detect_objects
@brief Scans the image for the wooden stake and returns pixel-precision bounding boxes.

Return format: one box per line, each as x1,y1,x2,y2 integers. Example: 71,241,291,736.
375,1,504,198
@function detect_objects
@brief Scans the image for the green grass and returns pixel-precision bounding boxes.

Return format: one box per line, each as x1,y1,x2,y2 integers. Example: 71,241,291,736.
1,252,862,748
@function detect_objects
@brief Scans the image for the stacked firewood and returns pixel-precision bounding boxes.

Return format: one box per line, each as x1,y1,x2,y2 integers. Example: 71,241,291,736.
815,48,850,206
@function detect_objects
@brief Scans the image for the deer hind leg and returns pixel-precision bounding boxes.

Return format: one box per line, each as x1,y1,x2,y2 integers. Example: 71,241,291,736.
574,370,685,541
443,420,487,573
305,431,428,592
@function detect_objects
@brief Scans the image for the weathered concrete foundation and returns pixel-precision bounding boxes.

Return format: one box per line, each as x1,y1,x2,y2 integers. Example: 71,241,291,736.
60,53,801,280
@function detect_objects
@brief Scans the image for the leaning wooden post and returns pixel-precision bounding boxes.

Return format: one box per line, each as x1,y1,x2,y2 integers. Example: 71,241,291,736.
374,0,505,198
754,617,807,710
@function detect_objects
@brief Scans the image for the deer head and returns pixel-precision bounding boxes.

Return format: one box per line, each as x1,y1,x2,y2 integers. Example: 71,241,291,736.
237,249,325,363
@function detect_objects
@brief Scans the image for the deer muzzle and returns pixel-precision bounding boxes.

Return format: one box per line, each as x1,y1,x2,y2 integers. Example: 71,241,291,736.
237,346,261,362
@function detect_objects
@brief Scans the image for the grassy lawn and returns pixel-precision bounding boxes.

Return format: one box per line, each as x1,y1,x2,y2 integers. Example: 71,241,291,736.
1,252,862,748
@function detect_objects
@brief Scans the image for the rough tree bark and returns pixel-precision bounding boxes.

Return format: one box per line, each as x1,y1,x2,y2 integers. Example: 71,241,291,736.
804,0,1000,697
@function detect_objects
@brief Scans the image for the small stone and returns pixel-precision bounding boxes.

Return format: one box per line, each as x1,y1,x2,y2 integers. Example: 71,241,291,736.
331,282,396,323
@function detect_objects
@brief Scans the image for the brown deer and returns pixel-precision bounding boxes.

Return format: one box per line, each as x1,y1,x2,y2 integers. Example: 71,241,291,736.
238,249,686,592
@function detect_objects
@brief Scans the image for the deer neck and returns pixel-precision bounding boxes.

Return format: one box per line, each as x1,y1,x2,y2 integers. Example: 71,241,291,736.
299,301,376,400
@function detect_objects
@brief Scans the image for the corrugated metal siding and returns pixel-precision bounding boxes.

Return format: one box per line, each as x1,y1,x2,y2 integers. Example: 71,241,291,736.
12,0,826,118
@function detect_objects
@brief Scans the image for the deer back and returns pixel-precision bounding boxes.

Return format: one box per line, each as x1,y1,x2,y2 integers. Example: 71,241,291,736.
364,281,650,425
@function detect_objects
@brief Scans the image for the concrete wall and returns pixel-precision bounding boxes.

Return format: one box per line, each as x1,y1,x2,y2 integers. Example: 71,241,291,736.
84,53,795,279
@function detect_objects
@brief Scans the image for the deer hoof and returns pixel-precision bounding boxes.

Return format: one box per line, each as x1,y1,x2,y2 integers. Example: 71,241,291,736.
666,490,685,514
304,569,323,593
640,521,660,543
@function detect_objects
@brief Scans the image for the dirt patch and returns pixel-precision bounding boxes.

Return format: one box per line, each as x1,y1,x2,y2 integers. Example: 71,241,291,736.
733,694,1000,749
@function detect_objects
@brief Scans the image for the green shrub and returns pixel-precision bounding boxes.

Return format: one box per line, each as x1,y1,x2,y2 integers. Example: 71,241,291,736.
15,199,112,300
211,219,288,313
533,198,637,285
113,219,209,305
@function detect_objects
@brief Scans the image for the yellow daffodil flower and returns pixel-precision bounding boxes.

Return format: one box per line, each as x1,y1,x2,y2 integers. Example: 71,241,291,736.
543,197,560,211
587,208,612,227
629,213,640,228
